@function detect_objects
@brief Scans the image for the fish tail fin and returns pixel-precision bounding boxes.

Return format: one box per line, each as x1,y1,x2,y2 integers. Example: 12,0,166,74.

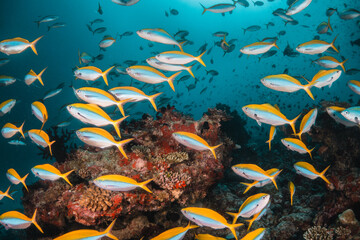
302,84,315,100
113,115,129,138
78,49,82,64
289,113,301,135
196,50,207,67
31,209,44,233
226,212,239,225
139,179,153,193
37,67,47,86
116,138,134,159
330,35,339,53
185,63,195,78
223,36,230,46
242,28,246,34
18,121,25,139
30,36,43,55
319,165,331,185
227,223,243,240
102,219,118,240
246,218,255,231
240,182,254,194
340,59,347,72
200,3,206,15
61,170,74,186
327,17,333,32
273,40,279,49
116,99,130,117
209,143,222,159
102,66,114,86
292,131,302,141
48,140,55,156
309,147,315,160
167,71,181,92
148,92,162,111
269,169,282,190
21,173,29,192
4,186,14,200
178,41,186,52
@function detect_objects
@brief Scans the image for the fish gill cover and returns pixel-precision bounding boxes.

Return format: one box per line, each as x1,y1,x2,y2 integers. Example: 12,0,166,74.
0,0,360,239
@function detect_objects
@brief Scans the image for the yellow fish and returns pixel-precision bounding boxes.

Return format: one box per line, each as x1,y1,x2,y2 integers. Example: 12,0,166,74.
150,222,198,240
289,181,295,206
294,108,317,140
93,174,152,193
1,122,25,139
25,68,47,86
0,186,14,201
266,126,276,151
155,50,206,67
6,168,28,191
240,168,282,194
296,36,338,55
0,209,43,233
240,228,266,240
0,36,43,55
0,99,17,116
74,66,114,86
31,164,74,186
232,164,279,189
28,129,55,155
313,56,347,72
31,101,48,130
294,162,331,185
281,138,314,159
240,41,279,55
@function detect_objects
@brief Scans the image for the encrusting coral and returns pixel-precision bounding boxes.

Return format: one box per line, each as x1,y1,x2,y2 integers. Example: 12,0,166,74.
303,226,333,240
78,184,113,212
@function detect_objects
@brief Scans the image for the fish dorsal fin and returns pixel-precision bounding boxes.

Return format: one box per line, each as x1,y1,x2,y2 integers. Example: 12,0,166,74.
12,37,29,43
175,131,210,147
30,129,50,142
7,168,21,179
79,66,102,72
96,174,138,185
79,127,115,142
110,86,145,96
329,106,346,112
1,211,29,221
35,164,61,175
28,69,36,76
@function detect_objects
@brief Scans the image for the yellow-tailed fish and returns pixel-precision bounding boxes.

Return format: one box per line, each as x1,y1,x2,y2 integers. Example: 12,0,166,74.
240,41,279,55
181,207,243,240
172,131,222,159
0,75,16,86
242,103,300,134
0,99,17,116
137,28,184,51
200,3,236,15
246,202,270,231
6,168,28,191
226,193,270,223
0,209,43,233
195,234,226,240
146,57,195,78
232,164,279,189
1,122,25,139
348,80,360,95
289,181,295,206
99,36,116,49
25,68,47,86
28,129,55,155
313,56,347,72
155,50,206,67
54,219,117,240
286,0,312,15
260,74,314,100
296,35,338,55
316,17,333,34
294,108,318,140
34,15,59,28
109,86,162,112
266,126,276,151
126,65,181,92
93,174,152,192
76,127,133,159
150,222,198,240
326,106,358,127
241,228,266,240
240,168,282,194
31,164,74,186
31,101,48,130
281,138,314,159
0,36,43,55
67,103,127,138
309,69,342,88
0,186,14,201
74,66,114,86
341,106,360,125
74,87,131,116
78,50,94,64
43,82,65,100
294,162,330,184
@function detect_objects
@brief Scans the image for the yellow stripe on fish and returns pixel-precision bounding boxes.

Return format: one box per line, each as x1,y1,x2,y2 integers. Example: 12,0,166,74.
31,164,74,186
0,186,13,201
1,122,25,139
25,68,47,86
281,137,315,159
31,101,48,130
28,129,55,155
150,222,198,240
294,162,331,185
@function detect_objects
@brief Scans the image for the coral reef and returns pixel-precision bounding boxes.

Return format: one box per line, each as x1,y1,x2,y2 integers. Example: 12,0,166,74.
303,226,333,240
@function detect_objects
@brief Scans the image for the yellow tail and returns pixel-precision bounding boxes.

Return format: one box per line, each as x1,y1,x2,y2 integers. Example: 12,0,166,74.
240,182,255,194
116,138,134,159
102,219,118,240
209,143,222,159
289,113,301,135
30,36,43,55
273,40,279,49
61,170,74,186
327,17,333,32
226,212,240,225
3,186,14,200
330,35,339,53
37,67,47,86
116,99,131,117
148,92,162,111
227,223,243,240
269,169,282,190
319,165,331,185
186,63,195,78
340,59,348,72
196,50,207,67
246,217,256,231
303,84,315,100
177,41,186,52
113,115,129,138
31,209,44,233
21,173,29,192
102,66,114,86
167,71,181,92
139,178,153,193
308,147,315,160
48,140,56,156
200,3,207,15
18,121,25,139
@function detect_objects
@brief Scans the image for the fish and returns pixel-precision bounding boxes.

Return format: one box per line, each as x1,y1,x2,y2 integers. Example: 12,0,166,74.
31,101,48,130
266,126,276,151
0,75,16,86
28,129,55,155
240,228,266,240
286,0,312,15
0,99,17,117
99,36,116,49
226,193,270,222
195,234,226,240
313,56,347,72
146,57,195,78
0,209,43,233
78,51,94,64
74,66,114,86
151,222,198,240
258,50,277,61
316,17,332,34
326,106,358,127
341,107,360,125
1,122,25,139
181,207,243,240
240,168,282,194
0,186,14,201
31,164,74,186
34,15,59,27
92,27,107,35
310,69,342,88
245,202,270,231
98,2,103,14
346,68,360,75
348,80,360,95
90,18,104,25
240,41,279,55
119,31,134,39
25,68,47,86
54,219,117,240
67,103,127,138
43,82,65,100
170,8,179,15
172,131,222,159
242,103,300,134
76,127,133,159
8,140,26,146
243,25,261,34
232,164,279,189
261,74,314,100
47,22,66,31
74,87,130,116
111,0,141,6
326,8,337,17
253,1,264,6
0,36,43,55
0,58,10,67
281,138,314,159
200,3,236,15
155,50,206,67
296,36,338,55
294,108,317,140
137,28,184,51
94,174,152,193
338,8,360,20
6,168,28,191
126,65,181,92
289,181,295,206
294,161,330,184
109,86,162,111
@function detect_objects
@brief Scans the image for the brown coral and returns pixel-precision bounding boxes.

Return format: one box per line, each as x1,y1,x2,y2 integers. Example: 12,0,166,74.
303,226,333,240
78,184,113,212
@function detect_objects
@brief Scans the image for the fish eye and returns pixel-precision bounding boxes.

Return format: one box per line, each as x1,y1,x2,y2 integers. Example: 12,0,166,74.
262,196,266,199
355,117,358,121
254,114,257,117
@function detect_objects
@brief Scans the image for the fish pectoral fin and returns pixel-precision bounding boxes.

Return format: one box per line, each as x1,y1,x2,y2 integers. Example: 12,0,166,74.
256,120,262,126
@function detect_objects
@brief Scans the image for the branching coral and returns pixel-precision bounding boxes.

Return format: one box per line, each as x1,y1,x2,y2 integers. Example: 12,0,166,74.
334,227,351,240
78,184,113,212
303,226,334,240
152,152,189,165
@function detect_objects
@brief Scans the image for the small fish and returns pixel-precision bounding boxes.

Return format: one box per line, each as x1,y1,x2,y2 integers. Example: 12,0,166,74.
237,0,250,7
200,3,236,15
0,58,10,67
253,1,264,6
151,222,198,240
240,41,279,55
92,27,107,35
43,82,65,100
31,101,48,130
47,22,66,32
326,8,337,17
346,68,360,75
99,36,116,49
156,50,206,67
76,127,133,159
241,169,282,194
28,129,55,155
74,66,114,86
289,181,295,206
348,80,360,95
6,168,29,191
296,36,338,55
1,122,25,139
0,209,43,233
78,51,94,64
25,68,47,86
316,17,332,34
8,140,26,146
137,28,184,51
172,131,222,159
90,18,104,25
326,106,357,127
181,207,243,240
266,126,276,151
241,228,266,240
294,108,317,140
34,15,59,27
312,56,347,72
111,0,141,6
98,2,103,14
294,161,330,184
119,31,134,39
0,36,43,55
281,138,314,159
232,164,279,189
0,186,14,201
94,174,152,193
0,75,16,86
338,8,360,20
55,119,72,128
0,99,17,117
31,164,74,186
54,219,117,240
286,0,312,15
310,69,342,88
243,25,261,34
146,57,195,78
170,8,179,15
